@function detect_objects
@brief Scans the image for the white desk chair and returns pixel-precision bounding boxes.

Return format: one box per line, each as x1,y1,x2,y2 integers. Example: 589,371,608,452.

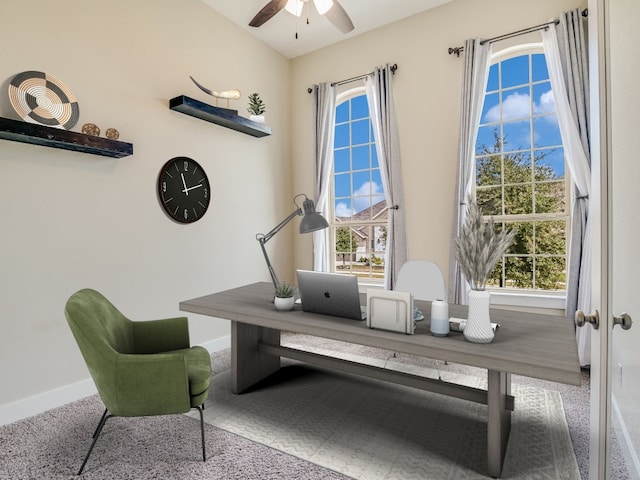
394,260,447,301
393,260,448,370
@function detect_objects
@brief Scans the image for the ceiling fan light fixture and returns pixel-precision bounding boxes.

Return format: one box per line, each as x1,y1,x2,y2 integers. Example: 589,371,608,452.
285,0,304,17
313,0,334,15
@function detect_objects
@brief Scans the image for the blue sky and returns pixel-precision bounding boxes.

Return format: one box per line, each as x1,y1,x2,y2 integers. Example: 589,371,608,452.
333,95,384,217
331,52,565,219
476,53,565,177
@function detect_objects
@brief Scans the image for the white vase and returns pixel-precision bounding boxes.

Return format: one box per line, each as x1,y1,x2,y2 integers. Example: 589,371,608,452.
464,289,495,343
249,114,265,124
274,296,295,311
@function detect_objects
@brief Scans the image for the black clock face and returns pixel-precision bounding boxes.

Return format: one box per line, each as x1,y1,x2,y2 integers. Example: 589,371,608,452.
158,157,211,223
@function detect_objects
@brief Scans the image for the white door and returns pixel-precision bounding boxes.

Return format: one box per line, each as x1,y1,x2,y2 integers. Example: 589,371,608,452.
588,0,640,478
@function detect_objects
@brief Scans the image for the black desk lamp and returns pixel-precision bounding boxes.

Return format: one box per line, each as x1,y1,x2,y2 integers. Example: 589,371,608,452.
256,194,329,290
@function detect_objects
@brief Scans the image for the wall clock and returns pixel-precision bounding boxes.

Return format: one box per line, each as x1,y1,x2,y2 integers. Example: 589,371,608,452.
158,156,211,223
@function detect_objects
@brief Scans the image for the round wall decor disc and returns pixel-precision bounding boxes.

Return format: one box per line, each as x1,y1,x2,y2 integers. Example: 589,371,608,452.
8,70,80,130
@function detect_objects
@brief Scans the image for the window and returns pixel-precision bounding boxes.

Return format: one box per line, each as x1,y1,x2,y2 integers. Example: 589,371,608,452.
475,46,569,292
330,89,387,282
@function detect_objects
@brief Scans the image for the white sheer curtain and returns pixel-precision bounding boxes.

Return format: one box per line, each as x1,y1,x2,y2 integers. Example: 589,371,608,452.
312,82,337,272
541,10,592,366
449,39,493,304
364,64,407,289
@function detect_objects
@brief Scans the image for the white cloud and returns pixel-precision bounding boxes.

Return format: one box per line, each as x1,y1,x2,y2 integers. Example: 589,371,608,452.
335,202,351,217
534,90,555,115
354,181,383,197
484,91,530,123
483,89,556,124
534,90,558,128
335,181,384,217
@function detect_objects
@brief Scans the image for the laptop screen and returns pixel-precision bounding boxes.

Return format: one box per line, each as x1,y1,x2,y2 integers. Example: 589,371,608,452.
296,270,365,321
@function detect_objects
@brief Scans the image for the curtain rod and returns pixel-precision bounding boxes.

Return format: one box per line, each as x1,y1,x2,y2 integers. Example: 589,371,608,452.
448,8,588,57
307,64,398,93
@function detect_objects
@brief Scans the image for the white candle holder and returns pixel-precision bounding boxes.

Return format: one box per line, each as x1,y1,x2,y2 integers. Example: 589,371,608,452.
430,299,450,337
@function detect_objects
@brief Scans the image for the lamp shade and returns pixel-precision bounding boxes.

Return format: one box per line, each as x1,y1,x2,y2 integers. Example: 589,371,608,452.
299,212,329,233
299,197,329,233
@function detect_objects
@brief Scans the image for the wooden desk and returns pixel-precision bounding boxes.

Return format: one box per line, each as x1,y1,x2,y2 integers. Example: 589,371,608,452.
180,282,581,478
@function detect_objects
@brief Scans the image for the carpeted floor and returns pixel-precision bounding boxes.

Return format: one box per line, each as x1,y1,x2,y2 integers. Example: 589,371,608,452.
0,333,629,479
0,342,346,480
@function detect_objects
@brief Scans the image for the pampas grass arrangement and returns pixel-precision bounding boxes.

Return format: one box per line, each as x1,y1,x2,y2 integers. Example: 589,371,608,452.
455,197,515,291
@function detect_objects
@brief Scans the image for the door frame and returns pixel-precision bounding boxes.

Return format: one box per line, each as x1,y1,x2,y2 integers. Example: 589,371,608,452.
588,0,613,478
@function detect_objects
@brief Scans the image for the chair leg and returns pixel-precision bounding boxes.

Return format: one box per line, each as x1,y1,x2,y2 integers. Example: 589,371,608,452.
79,406,206,473
195,405,206,461
78,410,112,475
92,408,109,438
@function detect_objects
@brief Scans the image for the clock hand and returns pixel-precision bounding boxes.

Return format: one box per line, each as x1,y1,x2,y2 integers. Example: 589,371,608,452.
180,173,189,196
184,184,203,193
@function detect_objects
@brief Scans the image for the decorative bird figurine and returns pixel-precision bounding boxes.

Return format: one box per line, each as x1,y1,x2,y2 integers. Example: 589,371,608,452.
190,76,241,108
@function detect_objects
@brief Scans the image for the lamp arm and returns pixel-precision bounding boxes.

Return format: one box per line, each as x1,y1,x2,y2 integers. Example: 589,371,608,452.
259,239,280,290
259,207,302,244
256,207,303,290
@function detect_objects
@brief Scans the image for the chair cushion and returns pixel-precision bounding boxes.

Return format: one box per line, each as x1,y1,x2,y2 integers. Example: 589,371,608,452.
180,346,212,397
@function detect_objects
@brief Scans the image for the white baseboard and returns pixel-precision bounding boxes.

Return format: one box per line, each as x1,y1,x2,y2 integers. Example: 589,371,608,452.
0,335,231,427
612,394,640,478
0,378,98,427
200,334,231,354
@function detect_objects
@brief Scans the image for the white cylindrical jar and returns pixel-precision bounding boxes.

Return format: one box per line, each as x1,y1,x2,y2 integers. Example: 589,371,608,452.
430,299,449,337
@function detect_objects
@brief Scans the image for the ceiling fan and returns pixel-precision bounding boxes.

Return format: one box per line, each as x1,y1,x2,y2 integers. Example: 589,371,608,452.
249,0,354,34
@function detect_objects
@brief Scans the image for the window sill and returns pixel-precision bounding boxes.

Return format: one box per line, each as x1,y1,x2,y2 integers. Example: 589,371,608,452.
487,290,566,311
358,280,384,291
358,280,566,312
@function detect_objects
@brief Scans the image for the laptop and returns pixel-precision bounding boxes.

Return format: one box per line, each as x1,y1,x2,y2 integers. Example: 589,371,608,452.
296,269,366,321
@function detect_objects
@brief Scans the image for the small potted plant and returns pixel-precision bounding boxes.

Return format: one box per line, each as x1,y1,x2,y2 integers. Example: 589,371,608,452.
455,196,515,343
247,92,266,123
274,281,296,311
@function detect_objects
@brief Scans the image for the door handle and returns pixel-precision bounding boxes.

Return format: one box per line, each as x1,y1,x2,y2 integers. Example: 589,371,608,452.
575,310,600,329
575,310,633,330
613,313,633,330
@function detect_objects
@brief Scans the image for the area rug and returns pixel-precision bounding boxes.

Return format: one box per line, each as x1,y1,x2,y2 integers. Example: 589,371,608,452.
195,344,580,480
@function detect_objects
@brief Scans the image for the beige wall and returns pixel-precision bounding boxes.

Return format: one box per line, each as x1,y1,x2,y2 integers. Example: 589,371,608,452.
290,0,586,283
0,0,291,410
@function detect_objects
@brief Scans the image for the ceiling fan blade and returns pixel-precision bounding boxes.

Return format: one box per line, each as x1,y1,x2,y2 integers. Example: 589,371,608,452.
324,0,354,33
249,0,288,27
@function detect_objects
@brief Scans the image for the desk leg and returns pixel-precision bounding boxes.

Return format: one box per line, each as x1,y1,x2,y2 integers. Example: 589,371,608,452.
487,370,512,478
231,321,281,394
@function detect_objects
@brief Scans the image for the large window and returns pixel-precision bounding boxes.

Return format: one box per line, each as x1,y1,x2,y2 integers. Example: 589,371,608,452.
331,90,387,282
475,47,569,291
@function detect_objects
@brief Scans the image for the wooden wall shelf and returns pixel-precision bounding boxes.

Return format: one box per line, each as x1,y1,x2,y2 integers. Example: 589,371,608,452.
169,95,271,138
0,117,133,158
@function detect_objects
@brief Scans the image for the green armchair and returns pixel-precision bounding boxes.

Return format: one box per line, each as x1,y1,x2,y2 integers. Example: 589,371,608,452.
64,288,212,475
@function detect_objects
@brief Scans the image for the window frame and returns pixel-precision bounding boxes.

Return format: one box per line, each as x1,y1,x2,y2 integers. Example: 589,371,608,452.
476,43,572,300
328,87,387,285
